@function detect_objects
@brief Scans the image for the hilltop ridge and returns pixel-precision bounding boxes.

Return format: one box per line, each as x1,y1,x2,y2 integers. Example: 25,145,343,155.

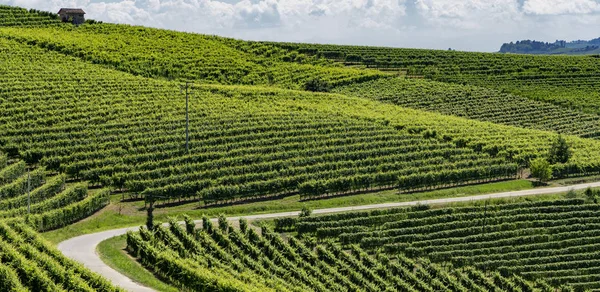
500,38,600,55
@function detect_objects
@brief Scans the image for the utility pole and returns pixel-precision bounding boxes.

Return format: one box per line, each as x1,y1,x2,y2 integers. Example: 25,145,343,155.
146,194,155,231
145,194,167,231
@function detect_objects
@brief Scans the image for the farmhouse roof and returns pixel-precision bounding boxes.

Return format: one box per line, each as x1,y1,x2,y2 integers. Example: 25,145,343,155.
58,8,86,14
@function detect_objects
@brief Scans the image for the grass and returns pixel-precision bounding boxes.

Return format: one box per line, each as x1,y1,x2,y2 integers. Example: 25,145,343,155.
43,179,534,243
97,235,179,292
551,174,600,186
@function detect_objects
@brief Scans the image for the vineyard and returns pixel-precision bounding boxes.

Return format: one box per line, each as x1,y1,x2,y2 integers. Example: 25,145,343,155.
284,199,600,291
4,4,600,291
266,42,600,113
0,5,61,27
336,78,600,139
0,220,120,291
0,25,385,90
0,153,117,290
0,36,580,205
126,216,564,292
0,155,109,231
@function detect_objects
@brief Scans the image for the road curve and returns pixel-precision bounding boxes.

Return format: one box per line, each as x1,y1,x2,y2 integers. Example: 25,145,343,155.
58,181,600,292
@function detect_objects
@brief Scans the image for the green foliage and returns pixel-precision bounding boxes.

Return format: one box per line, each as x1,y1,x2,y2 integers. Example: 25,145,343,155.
184,215,195,234
299,206,312,218
0,221,121,291
239,218,248,233
304,78,331,92
0,161,106,232
272,41,600,114
585,188,599,203
548,135,572,164
337,78,600,140
1,24,384,90
0,5,62,27
293,198,599,290
218,214,228,232
530,157,552,182
127,216,556,291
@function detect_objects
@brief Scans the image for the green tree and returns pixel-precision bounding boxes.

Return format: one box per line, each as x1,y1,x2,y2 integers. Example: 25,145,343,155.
548,135,572,164
304,78,331,92
530,157,552,182
585,188,598,203
300,206,312,218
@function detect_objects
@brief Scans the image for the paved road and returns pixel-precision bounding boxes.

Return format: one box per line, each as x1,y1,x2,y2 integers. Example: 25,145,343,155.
57,181,600,291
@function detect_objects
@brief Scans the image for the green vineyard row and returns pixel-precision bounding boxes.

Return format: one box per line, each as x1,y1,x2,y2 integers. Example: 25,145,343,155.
289,199,600,290
127,217,563,292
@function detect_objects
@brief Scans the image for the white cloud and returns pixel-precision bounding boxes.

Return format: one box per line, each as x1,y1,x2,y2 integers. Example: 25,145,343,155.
523,0,600,15
1,0,600,51
234,0,281,28
416,0,522,29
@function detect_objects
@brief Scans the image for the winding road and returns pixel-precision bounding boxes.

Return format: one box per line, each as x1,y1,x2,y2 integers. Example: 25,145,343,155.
57,181,600,292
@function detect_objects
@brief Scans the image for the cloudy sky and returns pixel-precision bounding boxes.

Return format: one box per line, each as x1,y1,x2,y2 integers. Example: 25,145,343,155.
3,0,600,51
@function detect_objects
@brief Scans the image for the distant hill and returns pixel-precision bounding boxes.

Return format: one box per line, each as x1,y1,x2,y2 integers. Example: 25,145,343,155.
500,38,600,55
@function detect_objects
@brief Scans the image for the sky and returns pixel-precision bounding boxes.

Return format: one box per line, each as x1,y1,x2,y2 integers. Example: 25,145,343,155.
2,0,600,52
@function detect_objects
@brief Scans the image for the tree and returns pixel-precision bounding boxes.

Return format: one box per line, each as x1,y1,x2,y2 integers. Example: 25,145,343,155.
530,157,552,182
548,135,572,164
585,187,598,203
304,78,331,92
300,206,312,218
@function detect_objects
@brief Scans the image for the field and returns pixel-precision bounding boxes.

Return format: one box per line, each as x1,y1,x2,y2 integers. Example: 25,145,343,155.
283,198,600,291
267,42,600,113
2,4,600,291
0,221,119,291
0,156,109,231
126,216,562,292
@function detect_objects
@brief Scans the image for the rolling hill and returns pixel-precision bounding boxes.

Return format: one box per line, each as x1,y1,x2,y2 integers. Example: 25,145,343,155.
2,4,600,291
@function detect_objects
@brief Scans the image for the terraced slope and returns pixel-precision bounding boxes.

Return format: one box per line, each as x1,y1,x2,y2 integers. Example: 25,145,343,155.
127,217,561,292
0,5,61,27
3,36,600,205
266,42,600,113
0,156,109,232
0,25,385,89
292,199,600,290
336,78,600,139
0,220,120,291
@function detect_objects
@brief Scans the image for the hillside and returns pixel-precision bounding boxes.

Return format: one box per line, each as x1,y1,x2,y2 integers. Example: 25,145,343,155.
286,199,600,290
0,25,384,89
3,4,600,292
127,216,560,291
0,36,523,205
1,4,600,218
0,5,61,27
335,78,600,139
500,39,600,55
4,32,600,206
263,42,600,114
